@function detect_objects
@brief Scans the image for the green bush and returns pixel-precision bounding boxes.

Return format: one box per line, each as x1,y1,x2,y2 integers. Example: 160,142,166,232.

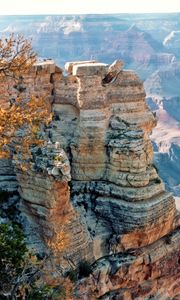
0,222,63,299
0,222,27,283
78,260,92,279
66,268,78,282
0,189,9,203
28,284,63,300
155,178,161,184
66,260,92,282
28,284,52,300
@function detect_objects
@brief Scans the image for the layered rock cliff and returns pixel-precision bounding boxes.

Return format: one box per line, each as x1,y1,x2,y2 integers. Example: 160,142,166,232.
1,13,180,203
0,59,179,299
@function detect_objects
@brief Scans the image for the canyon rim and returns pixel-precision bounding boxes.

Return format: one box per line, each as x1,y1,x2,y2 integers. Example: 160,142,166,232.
0,58,180,299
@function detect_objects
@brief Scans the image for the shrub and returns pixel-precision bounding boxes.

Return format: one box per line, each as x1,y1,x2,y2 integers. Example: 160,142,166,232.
0,222,27,286
66,260,92,282
155,178,161,184
0,189,9,203
78,260,92,279
28,284,62,300
66,268,78,282
0,222,55,299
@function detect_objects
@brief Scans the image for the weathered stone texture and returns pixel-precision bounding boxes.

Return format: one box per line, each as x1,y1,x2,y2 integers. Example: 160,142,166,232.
76,227,180,299
51,60,179,297
17,170,92,264
1,59,179,298
0,159,18,192
50,60,177,253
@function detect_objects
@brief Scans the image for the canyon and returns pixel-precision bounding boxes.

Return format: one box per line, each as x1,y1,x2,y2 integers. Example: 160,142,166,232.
0,13,179,202
0,59,179,299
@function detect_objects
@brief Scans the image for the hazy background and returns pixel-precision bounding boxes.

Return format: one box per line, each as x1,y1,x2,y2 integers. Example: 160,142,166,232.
0,13,179,204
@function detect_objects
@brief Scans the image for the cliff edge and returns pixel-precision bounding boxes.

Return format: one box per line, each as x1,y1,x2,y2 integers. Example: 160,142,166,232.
0,59,179,299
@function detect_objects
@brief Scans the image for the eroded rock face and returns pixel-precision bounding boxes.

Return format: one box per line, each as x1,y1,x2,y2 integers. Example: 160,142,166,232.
50,60,177,255
1,59,179,298
0,159,18,192
76,226,180,299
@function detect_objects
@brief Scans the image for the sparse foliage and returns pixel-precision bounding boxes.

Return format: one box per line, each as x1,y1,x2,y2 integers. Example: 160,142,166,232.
78,260,92,279
66,260,92,283
0,33,36,79
0,222,72,300
0,222,27,287
46,215,69,254
0,222,29,298
0,34,52,161
0,34,74,299
0,95,52,160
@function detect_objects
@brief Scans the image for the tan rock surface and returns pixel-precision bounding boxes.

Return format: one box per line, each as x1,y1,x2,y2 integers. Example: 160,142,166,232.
76,228,180,299
1,59,179,298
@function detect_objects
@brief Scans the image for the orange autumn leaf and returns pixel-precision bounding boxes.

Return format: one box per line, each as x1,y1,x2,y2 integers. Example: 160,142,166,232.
0,34,52,162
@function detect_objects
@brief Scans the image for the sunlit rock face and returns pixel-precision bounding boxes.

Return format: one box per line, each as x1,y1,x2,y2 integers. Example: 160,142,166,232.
50,60,177,254
1,60,179,298
76,228,180,300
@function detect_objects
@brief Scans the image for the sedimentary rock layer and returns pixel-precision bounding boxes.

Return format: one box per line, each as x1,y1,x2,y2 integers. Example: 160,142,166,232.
1,59,179,298
50,61,177,257
76,225,180,299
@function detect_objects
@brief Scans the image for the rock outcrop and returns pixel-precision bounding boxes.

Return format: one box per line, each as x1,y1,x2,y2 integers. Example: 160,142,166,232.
76,227,180,300
51,59,178,254
0,59,179,298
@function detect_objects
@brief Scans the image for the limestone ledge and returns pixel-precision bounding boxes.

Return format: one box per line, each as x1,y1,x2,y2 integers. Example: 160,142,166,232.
71,181,177,254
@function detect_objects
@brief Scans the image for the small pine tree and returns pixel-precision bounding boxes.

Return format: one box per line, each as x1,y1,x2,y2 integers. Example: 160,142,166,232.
0,222,28,297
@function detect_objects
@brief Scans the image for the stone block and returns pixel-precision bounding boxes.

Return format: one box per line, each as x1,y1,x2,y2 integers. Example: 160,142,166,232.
65,60,97,74
72,62,108,77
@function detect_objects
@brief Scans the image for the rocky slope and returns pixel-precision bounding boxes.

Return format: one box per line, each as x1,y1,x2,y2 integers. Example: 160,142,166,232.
0,59,179,298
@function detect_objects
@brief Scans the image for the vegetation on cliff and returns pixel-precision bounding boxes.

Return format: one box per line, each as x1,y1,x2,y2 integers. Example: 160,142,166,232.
0,222,71,299
0,34,73,299
0,34,52,161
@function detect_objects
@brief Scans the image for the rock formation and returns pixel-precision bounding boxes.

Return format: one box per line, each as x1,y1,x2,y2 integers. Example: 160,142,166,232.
0,59,179,299
1,14,180,200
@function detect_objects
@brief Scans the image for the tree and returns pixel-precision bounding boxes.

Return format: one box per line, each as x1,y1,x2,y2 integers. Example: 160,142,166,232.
0,222,69,300
0,34,74,299
0,221,42,299
0,194,72,299
0,222,27,296
0,34,36,79
0,34,52,161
